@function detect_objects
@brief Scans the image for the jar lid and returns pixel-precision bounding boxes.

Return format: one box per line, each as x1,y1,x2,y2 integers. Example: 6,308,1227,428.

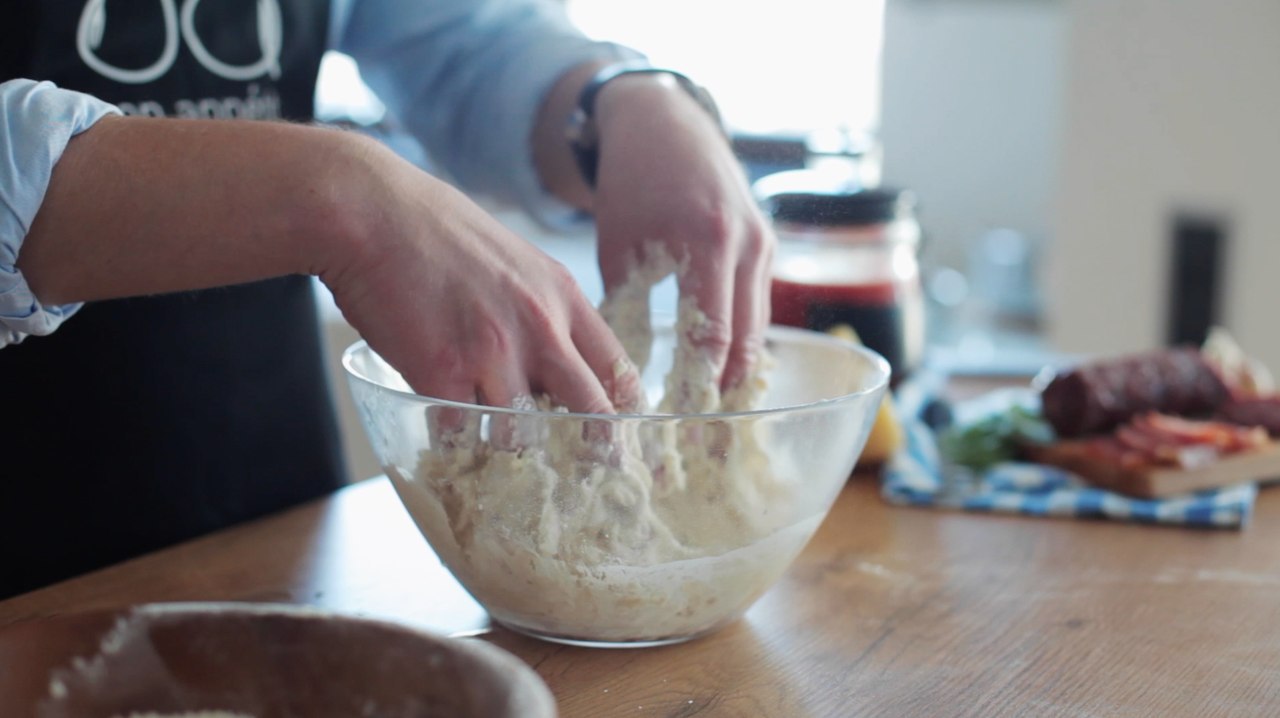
755,171,916,226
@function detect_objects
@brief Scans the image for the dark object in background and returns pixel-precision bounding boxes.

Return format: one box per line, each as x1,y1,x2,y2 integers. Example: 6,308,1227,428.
921,398,955,431
1040,348,1231,438
732,129,874,184
1167,213,1228,348
732,133,810,183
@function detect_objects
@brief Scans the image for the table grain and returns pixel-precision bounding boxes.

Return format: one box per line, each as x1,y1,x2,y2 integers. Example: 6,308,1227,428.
4,474,1279,717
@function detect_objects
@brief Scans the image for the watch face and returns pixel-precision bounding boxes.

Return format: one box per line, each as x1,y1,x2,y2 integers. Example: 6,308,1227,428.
567,105,601,186
566,106,598,148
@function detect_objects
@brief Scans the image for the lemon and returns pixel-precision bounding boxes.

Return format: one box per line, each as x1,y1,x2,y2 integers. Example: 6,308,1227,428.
826,324,904,467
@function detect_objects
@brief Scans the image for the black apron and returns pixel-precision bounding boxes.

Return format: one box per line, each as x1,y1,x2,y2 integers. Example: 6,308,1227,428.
0,0,343,599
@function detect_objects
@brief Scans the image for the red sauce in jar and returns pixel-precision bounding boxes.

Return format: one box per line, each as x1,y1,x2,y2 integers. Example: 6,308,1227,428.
770,243,923,383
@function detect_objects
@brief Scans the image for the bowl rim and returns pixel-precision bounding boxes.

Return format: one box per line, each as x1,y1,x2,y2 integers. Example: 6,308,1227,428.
341,324,891,421
0,602,557,717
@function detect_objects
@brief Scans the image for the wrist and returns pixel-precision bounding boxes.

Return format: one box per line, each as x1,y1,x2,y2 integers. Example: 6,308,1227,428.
567,65,726,189
532,60,612,210
594,73,693,123
597,74,729,147
304,130,399,288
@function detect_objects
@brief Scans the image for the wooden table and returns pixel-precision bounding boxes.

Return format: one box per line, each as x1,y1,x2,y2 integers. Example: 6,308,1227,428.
4,473,1280,716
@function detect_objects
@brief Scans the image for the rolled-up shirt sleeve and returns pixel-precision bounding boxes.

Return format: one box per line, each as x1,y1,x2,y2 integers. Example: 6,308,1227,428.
333,0,643,225
0,79,120,348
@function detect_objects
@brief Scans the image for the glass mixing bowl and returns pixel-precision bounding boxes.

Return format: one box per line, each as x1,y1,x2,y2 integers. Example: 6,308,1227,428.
343,323,889,647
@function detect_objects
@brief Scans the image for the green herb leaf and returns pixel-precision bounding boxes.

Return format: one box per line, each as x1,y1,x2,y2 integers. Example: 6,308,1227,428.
940,405,1054,472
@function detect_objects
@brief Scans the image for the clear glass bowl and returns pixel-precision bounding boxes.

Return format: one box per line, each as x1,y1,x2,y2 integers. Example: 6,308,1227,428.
343,323,889,647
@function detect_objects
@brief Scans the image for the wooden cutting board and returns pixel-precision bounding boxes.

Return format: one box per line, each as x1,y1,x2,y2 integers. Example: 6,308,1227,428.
1026,442,1280,499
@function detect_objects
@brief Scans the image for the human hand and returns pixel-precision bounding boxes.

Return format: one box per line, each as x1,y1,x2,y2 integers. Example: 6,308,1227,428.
591,76,774,391
14,113,636,416
323,139,639,414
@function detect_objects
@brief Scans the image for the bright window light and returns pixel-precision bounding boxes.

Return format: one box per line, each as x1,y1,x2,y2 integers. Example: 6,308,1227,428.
568,0,885,135
315,50,386,125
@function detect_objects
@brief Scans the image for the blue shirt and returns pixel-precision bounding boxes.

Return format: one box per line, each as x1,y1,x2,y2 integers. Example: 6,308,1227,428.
0,0,638,347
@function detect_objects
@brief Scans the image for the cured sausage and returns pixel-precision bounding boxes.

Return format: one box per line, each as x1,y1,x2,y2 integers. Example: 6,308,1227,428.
1218,397,1280,436
1040,348,1230,437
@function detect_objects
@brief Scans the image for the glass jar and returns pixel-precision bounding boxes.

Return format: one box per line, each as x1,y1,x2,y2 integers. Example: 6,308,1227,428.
758,172,925,384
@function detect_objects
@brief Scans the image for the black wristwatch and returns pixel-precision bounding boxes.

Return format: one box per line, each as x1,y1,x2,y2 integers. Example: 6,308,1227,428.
566,61,726,188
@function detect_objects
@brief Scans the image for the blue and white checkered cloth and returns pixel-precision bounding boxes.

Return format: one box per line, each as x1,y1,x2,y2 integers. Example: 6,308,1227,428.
882,372,1257,529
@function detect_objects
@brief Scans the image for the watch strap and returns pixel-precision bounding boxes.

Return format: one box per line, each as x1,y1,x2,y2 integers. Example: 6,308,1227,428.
567,61,724,188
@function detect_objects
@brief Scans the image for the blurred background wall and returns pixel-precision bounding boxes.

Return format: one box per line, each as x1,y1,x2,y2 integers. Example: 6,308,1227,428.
879,0,1065,290
876,0,1279,370
1048,0,1280,369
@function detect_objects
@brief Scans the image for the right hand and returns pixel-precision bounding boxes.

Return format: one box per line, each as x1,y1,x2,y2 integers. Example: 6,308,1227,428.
321,140,639,414
590,75,774,394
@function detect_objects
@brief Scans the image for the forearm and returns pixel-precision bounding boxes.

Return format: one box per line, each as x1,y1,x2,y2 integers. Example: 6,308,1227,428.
18,116,383,305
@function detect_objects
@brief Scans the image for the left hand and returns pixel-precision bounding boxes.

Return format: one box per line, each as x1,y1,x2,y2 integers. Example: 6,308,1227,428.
591,75,775,391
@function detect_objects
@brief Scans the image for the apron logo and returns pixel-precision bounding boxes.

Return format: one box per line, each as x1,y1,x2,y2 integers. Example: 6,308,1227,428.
77,0,283,85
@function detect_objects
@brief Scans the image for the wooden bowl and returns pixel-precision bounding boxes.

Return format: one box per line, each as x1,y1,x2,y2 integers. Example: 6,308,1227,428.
0,603,556,718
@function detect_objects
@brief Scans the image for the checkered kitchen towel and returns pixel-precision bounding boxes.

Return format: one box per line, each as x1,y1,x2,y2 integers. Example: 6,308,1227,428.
881,372,1257,529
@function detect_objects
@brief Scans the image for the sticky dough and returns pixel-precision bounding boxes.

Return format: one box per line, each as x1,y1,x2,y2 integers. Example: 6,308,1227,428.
389,247,812,642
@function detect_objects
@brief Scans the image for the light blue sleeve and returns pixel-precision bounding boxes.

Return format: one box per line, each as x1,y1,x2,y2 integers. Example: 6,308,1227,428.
331,0,644,226
0,79,121,349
